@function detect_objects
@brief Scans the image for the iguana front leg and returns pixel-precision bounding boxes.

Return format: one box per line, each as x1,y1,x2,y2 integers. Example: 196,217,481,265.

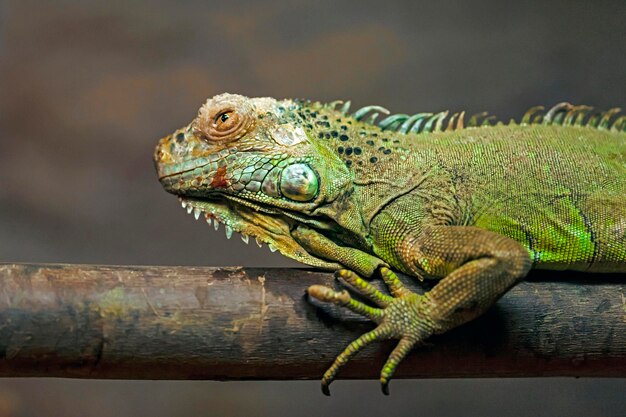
308,225,532,394
291,225,388,277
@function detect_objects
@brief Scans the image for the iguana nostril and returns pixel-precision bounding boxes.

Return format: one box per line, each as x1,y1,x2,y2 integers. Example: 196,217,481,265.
175,132,185,143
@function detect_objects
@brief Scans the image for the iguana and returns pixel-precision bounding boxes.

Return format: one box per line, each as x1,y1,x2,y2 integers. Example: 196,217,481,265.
154,93,626,394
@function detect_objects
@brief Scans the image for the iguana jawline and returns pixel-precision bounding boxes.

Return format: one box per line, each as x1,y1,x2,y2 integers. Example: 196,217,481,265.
177,195,341,269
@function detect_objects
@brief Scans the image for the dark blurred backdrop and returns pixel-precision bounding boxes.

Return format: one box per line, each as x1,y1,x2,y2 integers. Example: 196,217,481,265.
1,1,625,416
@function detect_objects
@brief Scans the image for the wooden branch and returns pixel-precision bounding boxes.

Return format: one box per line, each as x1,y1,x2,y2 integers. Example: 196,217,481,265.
0,263,624,380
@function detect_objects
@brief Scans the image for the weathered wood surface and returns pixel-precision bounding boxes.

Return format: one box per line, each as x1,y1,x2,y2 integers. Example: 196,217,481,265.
0,263,624,380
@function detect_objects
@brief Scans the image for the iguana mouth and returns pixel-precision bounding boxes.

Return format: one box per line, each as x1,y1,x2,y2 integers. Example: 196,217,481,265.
177,196,282,251
174,195,341,270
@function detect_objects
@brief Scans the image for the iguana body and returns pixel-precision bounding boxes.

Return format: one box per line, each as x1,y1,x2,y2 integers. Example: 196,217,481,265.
154,94,626,394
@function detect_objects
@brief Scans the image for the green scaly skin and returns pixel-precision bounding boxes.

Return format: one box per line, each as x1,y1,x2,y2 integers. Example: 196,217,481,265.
154,94,626,394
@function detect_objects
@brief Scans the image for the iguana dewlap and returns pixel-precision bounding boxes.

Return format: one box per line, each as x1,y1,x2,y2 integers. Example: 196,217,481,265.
154,94,626,394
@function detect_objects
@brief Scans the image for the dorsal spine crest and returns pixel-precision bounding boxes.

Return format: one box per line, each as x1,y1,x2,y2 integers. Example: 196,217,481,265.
323,100,625,135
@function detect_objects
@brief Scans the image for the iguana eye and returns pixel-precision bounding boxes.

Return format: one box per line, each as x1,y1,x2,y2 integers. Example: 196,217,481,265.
195,95,256,143
211,110,240,136
215,111,232,126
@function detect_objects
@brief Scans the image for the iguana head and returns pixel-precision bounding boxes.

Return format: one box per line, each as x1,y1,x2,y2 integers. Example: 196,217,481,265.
154,93,354,267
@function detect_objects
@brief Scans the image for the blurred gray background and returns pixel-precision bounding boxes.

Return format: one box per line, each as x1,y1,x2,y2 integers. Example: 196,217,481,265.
1,0,625,416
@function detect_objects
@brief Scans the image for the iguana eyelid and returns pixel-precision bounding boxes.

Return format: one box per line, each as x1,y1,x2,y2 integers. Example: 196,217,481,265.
195,96,256,143
213,110,233,126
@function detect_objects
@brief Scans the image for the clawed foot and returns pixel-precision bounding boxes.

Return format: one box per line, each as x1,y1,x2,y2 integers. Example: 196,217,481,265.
307,267,433,395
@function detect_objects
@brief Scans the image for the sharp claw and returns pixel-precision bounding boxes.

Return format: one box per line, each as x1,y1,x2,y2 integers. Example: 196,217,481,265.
333,269,349,280
312,268,428,395
381,380,390,395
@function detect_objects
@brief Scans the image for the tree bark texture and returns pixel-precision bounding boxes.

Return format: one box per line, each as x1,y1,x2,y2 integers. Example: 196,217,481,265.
0,263,624,380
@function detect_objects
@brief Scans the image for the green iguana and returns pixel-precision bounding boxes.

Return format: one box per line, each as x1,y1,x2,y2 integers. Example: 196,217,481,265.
154,93,626,394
